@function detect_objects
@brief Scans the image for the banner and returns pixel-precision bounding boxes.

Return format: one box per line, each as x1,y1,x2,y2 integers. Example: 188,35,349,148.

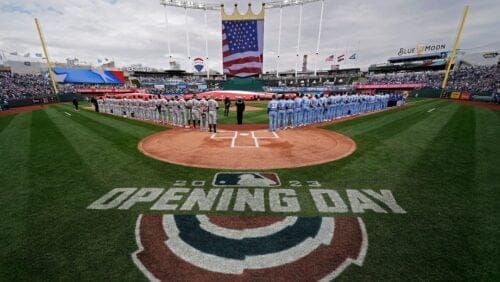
356,83,425,90
450,91,461,99
52,68,125,84
397,43,447,56
459,92,470,100
221,4,264,77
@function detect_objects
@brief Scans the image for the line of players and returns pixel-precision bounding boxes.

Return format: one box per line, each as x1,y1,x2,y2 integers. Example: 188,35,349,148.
267,93,402,132
97,95,220,132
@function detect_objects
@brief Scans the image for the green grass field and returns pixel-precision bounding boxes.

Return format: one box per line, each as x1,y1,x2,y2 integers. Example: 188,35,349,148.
0,99,498,281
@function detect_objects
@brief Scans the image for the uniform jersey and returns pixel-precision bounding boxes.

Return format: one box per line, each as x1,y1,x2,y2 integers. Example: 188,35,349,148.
207,99,218,111
199,99,208,113
192,99,200,111
178,99,186,110
267,99,278,111
278,99,287,111
294,97,302,110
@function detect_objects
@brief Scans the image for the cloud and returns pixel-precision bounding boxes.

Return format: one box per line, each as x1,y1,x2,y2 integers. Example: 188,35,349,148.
0,0,498,72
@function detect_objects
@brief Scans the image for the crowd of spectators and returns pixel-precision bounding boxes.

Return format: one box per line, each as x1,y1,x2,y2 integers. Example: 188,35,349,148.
446,65,498,94
0,72,53,101
365,65,499,94
365,71,444,87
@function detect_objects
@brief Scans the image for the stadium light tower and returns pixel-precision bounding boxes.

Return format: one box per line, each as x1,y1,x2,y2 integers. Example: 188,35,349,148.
160,0,322,10
160,0,324,76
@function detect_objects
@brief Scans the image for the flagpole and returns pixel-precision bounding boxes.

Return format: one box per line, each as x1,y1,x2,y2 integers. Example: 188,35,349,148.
34,18,59,96
295,3,303,83
204,8,209,79
313,0,325,77
276,4,283,78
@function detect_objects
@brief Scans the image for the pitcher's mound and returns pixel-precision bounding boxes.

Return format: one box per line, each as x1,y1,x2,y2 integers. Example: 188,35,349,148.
138,127,356,169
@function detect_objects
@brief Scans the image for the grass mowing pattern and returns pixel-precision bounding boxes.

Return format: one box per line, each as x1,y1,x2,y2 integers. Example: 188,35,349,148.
0,100,498,280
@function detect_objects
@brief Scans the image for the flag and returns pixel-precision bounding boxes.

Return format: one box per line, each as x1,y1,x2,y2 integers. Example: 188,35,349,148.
337,54,345,62
349,53,357,60
35,53,43,57
325,55,334,62
24,53,30,57
10,51,18,56
222,8,264,77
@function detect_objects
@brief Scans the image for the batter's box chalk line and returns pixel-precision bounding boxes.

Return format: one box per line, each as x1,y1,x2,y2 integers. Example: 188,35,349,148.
211,130,279,148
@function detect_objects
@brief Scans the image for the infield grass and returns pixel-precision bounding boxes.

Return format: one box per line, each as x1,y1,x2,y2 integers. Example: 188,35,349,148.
0,99,498,281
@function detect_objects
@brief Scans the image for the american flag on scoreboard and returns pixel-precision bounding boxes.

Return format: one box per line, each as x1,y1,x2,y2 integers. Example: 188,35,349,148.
222,19,264,77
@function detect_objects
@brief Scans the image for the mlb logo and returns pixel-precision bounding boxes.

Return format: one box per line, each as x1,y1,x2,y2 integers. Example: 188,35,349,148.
213,172,281,187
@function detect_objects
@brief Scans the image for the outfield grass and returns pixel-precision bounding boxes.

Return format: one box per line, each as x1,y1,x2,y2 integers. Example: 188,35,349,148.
0,99,498,280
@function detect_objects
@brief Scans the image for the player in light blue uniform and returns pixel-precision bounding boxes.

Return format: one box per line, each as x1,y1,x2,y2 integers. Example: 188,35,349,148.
310,95,318,123
277,95,287,130
267,95,279,132
352,94,360,115
302,94,311,125
326,93,335,120
319,94,327,121
285,95,294,129
293,93,302,128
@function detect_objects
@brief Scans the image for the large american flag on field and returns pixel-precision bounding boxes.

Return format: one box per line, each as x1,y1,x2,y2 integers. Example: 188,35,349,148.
222,19,264,77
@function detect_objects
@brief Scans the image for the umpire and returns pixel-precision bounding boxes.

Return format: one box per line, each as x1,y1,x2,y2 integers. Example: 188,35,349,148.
235,97,245,125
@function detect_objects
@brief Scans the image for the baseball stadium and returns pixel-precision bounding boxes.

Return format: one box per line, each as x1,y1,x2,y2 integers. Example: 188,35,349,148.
0,0,499,281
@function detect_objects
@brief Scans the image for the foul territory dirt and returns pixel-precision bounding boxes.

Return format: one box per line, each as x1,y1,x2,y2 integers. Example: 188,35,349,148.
138,126,356,169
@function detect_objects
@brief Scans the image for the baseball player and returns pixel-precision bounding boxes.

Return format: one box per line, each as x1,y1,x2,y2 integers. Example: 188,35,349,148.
285,95,294,129
185,97,193,127
277,95,287,129
293,93,302,128
160,96,168,124
199,96,209,131
310,94,318,123
167,96,174,124
191,95,200,129
172,96,180,126
319,93,327,121
207,95,219,133
302,94,311,125
267,95,279,132
178,96,188,127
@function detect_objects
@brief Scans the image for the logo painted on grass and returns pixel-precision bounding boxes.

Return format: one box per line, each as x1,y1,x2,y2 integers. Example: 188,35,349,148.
87,172,407,280
213,172,281,187
133,214,367,281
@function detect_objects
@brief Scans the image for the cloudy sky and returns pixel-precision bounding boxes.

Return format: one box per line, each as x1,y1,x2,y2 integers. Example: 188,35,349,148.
1,0,499,72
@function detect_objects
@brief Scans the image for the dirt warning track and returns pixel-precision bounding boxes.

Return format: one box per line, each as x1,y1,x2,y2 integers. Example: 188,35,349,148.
138,126,356,169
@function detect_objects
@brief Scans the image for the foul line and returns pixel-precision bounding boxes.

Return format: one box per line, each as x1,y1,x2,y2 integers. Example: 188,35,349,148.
427,108,436,113
64,112,72,116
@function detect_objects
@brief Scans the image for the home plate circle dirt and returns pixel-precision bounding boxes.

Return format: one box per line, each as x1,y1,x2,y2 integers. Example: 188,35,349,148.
138,125,356,169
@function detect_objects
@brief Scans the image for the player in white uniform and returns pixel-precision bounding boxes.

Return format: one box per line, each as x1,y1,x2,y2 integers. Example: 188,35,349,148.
178,96,187,127
185,97,193,128
160,96,168,124
207,96,219,133
191,95,200,129
172,96,180,126
199,97,209,131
